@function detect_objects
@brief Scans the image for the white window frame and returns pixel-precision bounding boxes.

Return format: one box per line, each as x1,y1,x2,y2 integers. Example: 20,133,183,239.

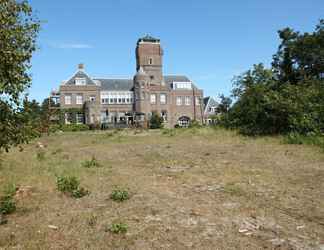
176,96,182,106
160,93,166,105
150,94,156,104
64,95,71,105
185,96,191,106
76,94,83,105
75,78,86,85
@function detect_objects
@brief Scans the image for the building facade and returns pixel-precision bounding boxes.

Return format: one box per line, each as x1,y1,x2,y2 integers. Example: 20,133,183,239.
51,35,204,128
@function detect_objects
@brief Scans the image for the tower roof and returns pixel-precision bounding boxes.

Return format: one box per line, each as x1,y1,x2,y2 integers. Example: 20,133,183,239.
137,35,160,44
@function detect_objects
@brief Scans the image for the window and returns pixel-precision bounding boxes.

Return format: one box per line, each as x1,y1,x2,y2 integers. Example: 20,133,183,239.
75,78,86,85
185,96,191,106
76,113,84,124
64,95,71,105
150,94,156,104
195,97,200,106
161,110,167,121
150,75,154,80
176,96,182,106
149,58,153,65
173,82,192,90
76,94,83,104
89,96,96,102
160,94,167,104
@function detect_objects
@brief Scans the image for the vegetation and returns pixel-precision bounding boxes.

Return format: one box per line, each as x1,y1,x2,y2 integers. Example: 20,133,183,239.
82,156,101,168
220,20,324,138
56,175,89,198
0,0,40,152
149,112,164,129
107,222,128,234
110,187,130,202
0,183,16,215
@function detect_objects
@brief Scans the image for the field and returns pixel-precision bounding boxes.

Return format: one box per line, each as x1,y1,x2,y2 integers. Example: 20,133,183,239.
0,128,324,249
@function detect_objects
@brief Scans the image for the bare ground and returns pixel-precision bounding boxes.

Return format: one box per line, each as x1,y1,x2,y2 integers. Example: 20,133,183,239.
0,128,324,249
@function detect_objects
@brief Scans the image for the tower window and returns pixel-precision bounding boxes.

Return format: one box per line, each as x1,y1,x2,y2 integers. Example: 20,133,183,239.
149,58,153,65
150,75,154,80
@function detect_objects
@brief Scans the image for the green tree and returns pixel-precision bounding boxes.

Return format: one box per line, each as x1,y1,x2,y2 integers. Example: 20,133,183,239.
217,94,232,113
149,112,164,129
0,0,40,152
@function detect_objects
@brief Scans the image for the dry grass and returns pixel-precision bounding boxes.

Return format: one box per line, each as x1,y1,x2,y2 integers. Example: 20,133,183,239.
0,128,324,249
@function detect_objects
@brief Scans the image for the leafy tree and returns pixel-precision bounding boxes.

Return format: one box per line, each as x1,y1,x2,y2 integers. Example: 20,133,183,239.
149,112,164,129
217,94,232,113
223,20,324,136
0,0,40,152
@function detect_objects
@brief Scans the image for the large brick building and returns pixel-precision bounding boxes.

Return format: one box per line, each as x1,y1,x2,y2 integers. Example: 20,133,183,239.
51,35,204,128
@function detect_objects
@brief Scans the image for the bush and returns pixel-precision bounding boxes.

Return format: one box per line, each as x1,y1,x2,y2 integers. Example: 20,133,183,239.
56,175,89,198
284,132,324,149
189,120,202,128
61,124,89,132
162,129,176,137
149,113,164,129
107,222,128,234
82,156,101,168
110,188,130,202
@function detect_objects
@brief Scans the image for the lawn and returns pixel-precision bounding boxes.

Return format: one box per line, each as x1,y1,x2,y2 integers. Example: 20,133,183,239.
0,128,324,249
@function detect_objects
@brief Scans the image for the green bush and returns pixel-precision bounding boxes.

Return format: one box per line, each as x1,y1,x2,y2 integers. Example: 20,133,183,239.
189,120,202,128
56,175,89,198
61,124,89,132
82,156,101,168
149,112,164,129
0,196,16,215
107,222,128,234
284,132,324,149
110,188,130,202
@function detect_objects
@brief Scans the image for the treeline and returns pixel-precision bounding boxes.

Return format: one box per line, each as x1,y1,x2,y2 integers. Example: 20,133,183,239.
220,20,324,136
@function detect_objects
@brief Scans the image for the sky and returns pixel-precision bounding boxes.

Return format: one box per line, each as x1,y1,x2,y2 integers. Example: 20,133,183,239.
28,0,324,102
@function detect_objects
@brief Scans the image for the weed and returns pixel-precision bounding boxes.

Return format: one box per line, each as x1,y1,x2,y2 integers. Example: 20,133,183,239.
56,176,89,198
107,222,128,234
0,183,17,215
110,188,130,202
36,150,46,161
87,214,97,227
82,156,101,168
162,129,176,137
223,183,245,196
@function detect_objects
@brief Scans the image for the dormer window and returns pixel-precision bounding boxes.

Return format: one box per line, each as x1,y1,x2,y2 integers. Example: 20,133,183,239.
75,78,86,85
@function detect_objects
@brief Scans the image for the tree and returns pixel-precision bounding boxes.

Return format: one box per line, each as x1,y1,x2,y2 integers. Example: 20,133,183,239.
0,0,40,152
149,112,164,129
217,94,232,113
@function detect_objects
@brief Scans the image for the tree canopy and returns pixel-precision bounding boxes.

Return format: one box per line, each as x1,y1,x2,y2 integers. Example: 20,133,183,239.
222,20,324,136
0,0,40,152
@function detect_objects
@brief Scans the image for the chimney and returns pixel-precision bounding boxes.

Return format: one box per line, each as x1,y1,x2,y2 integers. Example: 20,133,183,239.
78,63,84,71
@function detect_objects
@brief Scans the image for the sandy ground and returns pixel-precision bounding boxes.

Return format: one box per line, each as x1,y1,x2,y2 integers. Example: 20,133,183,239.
0,128,324,249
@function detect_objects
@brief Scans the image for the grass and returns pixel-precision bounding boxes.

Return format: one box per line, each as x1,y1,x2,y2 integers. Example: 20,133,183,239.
0,128,323,249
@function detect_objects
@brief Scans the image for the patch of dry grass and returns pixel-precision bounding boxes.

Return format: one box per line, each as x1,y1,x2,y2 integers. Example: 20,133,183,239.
0,128,324,249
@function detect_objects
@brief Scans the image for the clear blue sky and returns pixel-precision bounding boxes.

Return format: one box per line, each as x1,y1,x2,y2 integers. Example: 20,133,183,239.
28,0,323,102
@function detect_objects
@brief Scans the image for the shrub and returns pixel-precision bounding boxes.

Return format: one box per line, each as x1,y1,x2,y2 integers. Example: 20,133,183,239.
110,188,130,202
61,124,89,132
0,196,16,215
107,222,128,234
82,156,101,168
56,175,89,198
189,120,202,128
149,113,164,129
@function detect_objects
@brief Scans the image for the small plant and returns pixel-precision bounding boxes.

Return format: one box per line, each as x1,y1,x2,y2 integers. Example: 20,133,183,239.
162,129,176,137
87,214,97,227
110,188,130,202
0,196,16,215
107,222,128,234
82,156,101,168
36,150,46,161
0,183,17,215
56,175,89,198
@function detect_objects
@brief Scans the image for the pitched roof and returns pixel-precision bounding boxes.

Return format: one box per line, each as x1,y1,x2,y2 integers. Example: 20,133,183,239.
163,75,191,85
65,70,96,85
94,78,134,91
203,97,210,106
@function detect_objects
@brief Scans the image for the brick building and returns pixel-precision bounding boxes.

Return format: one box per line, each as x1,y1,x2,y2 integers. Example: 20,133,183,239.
51,35,204,128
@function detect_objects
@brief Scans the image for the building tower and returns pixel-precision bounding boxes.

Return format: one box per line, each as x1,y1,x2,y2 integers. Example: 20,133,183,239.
136,35,164,86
